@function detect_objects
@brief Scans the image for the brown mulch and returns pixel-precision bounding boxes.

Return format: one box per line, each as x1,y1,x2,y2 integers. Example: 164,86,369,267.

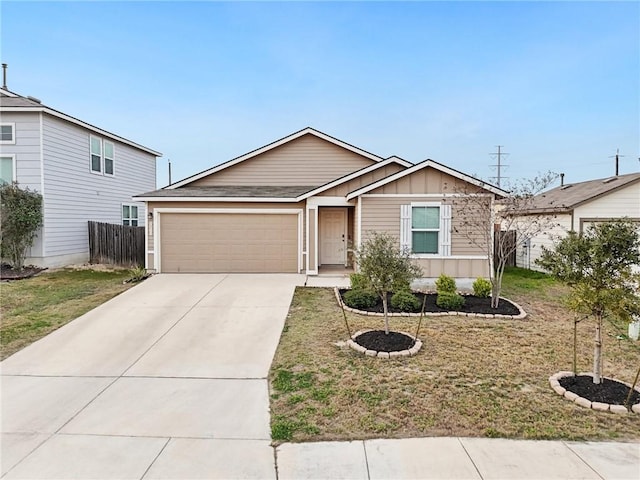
0,263,46,280
559,375,640,406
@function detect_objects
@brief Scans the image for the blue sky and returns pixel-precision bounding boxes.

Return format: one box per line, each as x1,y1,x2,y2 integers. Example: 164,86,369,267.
2,1,638,188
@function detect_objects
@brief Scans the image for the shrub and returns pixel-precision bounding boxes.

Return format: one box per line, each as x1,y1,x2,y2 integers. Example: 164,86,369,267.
391,290,421,312
473,277,492,298
435,273,456,293
343,289,378,309
392,278,412,293
350,273,369,291
0,183,43,270
436,292,465,310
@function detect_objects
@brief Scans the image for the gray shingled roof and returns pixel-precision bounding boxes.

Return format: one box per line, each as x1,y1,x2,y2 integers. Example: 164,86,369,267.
0,95,43,107
523,172,640,214
135,185,318,198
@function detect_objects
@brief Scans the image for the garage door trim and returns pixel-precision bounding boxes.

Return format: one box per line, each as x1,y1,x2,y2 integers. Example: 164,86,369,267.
153,208,304,273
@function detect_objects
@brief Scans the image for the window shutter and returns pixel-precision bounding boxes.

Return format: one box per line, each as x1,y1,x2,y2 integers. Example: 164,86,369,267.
400,205,411,253
439,204,452,256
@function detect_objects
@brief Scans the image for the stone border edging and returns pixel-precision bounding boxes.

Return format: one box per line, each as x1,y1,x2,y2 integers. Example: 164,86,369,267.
346,329,422,359
549,371,640,414
334,287,527,319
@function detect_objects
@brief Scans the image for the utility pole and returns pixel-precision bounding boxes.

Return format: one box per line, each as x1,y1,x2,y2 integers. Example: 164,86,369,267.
489,145,509,187
608,149,625,176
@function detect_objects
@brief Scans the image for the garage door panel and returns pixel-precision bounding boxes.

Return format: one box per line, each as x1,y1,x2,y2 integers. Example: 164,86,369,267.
160,213,298,273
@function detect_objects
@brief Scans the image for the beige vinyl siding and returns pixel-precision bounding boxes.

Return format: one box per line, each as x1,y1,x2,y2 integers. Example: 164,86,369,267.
146,201,306,269
190,134,375,187
318,163,406,196
367,167,473,195
360,196,489,278
574,181,640,229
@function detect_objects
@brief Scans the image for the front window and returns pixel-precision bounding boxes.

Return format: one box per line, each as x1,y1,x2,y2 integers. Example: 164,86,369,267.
90,136,102,173
0,156,15,184
104,141,114,175
122,205,139,226
0,124,14,144
411,206,440,254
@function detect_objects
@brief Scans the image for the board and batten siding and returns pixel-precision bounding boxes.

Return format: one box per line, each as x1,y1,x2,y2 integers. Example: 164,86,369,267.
0,111,44,257
146,200,306,270
366,167,469,195
317,163,405,196
360,196,489,278
189,134,376,187
41,115,156,264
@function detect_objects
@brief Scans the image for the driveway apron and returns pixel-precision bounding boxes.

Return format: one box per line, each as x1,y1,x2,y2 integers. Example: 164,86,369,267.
1,273,305,479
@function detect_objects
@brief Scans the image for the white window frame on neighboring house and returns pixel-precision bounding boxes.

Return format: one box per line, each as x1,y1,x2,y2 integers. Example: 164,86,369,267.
90,135,115,176
122,204,139,226
0,123,15,144
400,202,452,257
0,155,16,184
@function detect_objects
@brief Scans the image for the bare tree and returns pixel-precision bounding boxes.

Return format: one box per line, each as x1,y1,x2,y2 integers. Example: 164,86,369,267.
448,172,558,307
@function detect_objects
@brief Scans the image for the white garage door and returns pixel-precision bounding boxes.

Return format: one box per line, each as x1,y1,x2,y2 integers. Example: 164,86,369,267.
159,212,299,273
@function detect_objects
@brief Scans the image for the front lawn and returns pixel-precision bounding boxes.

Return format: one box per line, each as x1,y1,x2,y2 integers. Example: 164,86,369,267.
269,267,640,443
0,268,133,360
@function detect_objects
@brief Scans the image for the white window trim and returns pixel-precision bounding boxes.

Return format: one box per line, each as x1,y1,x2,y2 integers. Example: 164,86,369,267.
122,203,140,226
0,154,17,183
0,123,16,144
89,135,116,176
401,202,452,258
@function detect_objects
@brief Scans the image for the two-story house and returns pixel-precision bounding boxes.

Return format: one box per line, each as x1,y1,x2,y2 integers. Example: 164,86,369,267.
0,86,161,268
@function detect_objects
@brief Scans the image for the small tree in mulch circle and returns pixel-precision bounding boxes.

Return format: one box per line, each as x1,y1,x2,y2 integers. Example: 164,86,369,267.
355,231,423,335
0,183,43,271
536,219,640,386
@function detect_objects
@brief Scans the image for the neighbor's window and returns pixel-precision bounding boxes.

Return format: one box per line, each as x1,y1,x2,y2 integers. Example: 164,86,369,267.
90,136,102,173
0,124,15,144
122,205,139,226
104,141,114,175
411,206,440,254
0,156,15,184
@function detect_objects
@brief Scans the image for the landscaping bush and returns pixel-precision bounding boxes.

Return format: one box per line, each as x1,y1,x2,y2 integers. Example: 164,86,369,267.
435,273,456,293
391,290,421,312
343,289,378,309
473,277,492,298
350,273,369,291
392,278,412,293
436,292,465,310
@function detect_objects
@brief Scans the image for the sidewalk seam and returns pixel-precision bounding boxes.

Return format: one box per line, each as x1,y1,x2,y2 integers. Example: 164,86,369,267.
457,437,484,480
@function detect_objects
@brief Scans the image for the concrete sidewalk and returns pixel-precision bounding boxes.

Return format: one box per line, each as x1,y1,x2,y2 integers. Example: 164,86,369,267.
1,273,638,479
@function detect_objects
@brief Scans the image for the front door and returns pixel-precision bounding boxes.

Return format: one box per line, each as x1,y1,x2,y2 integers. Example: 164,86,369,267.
320,208,347,265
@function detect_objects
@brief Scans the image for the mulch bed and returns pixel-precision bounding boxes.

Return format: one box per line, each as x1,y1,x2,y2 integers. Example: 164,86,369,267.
339,289,520,316
354,330,415,352
0,263,46,280
559,375,640,406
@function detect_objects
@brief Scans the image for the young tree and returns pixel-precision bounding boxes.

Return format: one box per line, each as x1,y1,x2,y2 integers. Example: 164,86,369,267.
449,172,558,308
355,231,423,334
536,220,640,384
0,183,43,270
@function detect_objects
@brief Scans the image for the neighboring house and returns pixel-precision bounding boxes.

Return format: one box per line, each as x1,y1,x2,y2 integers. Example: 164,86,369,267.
514,172,640,270
0,86,161,267
135,127,506,278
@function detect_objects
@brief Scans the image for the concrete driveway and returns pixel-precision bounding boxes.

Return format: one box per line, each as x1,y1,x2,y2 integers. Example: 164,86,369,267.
1,273,306,479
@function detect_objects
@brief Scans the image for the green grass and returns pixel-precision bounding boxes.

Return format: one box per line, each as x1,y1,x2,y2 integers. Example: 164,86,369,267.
1,268,133,359
268,272,640,444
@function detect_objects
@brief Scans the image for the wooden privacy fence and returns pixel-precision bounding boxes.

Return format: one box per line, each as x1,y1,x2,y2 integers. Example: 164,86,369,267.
88,221,145,267
494,229,517,268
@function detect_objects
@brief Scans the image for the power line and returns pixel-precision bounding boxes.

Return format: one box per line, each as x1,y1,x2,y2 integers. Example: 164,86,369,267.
489,145,509,187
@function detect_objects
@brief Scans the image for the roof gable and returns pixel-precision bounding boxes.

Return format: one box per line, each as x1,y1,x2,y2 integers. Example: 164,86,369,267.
168,127,384,189
346,159,508,199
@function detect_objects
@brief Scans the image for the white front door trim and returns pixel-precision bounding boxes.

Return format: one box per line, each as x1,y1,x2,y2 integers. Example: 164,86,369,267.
319,207,348,266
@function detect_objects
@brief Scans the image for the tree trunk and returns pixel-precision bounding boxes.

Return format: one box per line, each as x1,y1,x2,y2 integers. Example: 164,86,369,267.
382,294,389,335
593,314,603,384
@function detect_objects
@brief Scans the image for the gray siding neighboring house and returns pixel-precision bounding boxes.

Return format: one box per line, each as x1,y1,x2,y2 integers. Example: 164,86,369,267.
0,87,161,267
514,172,640,271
